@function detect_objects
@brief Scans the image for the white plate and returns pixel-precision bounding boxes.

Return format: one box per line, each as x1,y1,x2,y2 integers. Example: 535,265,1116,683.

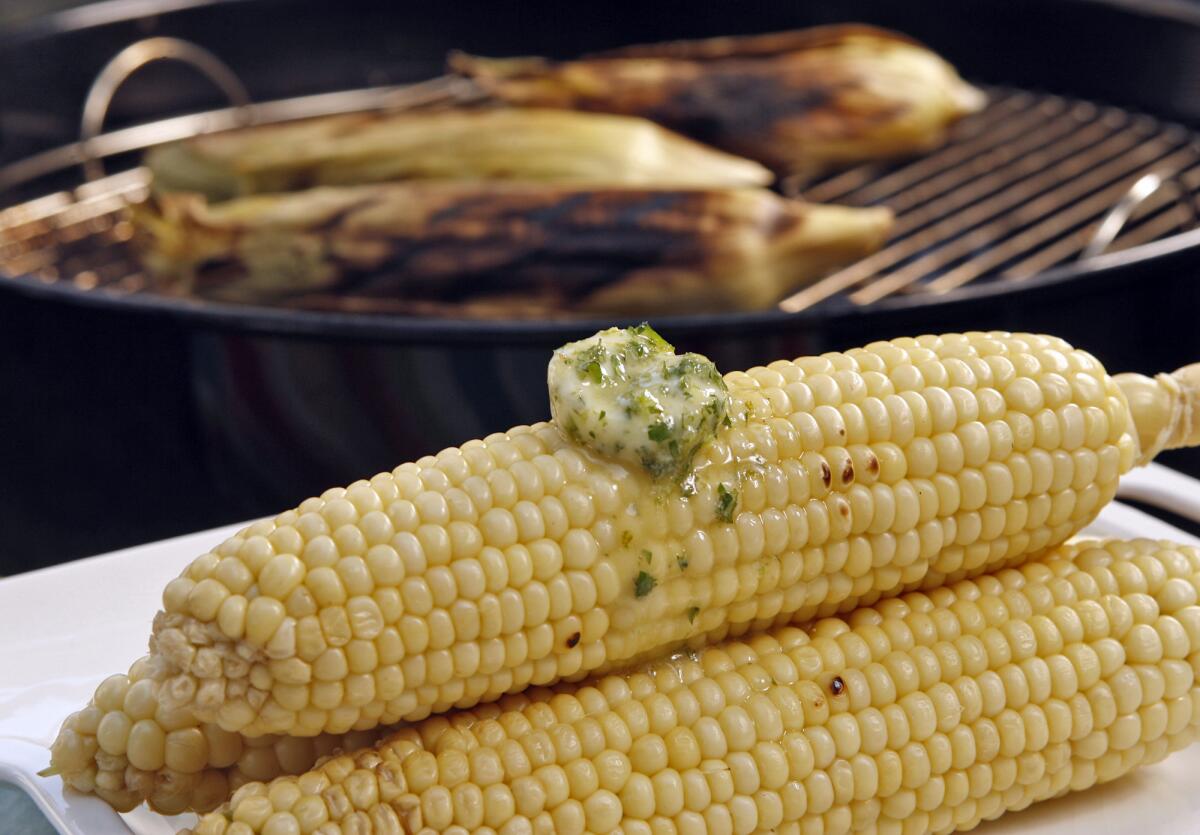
2,464,1200,835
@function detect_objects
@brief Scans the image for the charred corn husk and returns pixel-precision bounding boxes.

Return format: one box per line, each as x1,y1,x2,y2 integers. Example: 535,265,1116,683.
48,332,1200,820
451,25,986,176
186,537,1200,834
145,108,772,202
132,184,892,314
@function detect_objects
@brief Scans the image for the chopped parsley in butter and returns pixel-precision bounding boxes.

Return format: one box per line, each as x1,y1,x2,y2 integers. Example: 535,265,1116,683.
548,324,729,480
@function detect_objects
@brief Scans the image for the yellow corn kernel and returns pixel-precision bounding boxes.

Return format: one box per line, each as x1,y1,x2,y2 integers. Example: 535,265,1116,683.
54,333,1200,818
138,331,1200,742
189,538,1200,833
48,656,398,814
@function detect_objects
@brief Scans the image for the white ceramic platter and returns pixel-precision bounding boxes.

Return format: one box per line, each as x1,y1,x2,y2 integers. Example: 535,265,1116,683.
2,463,1199,834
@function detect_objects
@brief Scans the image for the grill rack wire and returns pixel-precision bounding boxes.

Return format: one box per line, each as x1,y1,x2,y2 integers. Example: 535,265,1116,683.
2,36,1199,315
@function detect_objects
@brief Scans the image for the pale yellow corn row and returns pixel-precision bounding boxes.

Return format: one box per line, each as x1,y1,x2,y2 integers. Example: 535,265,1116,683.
48,333,1200,814
186,538,1200,835
49,655,391,813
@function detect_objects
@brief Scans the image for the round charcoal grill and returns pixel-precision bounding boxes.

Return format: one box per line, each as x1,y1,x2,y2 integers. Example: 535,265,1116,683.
4,0,1200,568
3,80,1200,324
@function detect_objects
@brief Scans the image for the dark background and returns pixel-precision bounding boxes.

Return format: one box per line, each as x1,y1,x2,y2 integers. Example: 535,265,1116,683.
3,0,1200,574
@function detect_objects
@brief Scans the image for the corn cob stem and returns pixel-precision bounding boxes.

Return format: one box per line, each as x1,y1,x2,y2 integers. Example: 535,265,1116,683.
1114,363,1200,464
48,332,1200,814
185,537,1200,834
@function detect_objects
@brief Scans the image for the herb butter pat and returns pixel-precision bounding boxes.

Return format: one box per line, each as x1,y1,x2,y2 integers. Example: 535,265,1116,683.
548,324,729,479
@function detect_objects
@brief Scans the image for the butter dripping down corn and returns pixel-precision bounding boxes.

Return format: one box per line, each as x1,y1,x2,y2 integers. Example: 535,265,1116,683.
48,333,1200,814
186,538,1200,834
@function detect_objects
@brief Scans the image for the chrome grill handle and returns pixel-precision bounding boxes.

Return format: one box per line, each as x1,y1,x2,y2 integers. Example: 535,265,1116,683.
1080,168,1200,259
79,37,252,182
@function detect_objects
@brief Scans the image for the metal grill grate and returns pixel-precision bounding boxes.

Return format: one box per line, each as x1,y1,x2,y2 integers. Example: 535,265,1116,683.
2,85,1199,313
0,169,150,295
780,88,1200,311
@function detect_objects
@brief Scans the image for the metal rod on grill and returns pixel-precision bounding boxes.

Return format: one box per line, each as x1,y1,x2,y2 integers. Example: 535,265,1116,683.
779,104,1148,311
794,89,1031,203
1000,163,1200,278
802,90,1040,206
5,79,1200,313
917,143,1196,294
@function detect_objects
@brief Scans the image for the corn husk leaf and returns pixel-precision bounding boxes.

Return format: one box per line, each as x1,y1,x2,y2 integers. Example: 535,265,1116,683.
450,24,986,175
144,107,772,202
133,182,891,316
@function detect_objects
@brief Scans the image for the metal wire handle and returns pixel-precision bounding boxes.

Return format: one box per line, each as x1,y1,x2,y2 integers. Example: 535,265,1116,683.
1080,168,1200,259
79,37,252,182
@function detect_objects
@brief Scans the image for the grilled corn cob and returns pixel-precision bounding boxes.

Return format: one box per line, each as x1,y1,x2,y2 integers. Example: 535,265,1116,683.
48,331,1200,815
186,537,1200,834
145,108,773,202
133,184,892,314
451,25,986,175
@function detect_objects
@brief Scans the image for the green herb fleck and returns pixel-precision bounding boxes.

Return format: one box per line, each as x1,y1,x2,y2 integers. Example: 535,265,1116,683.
641,549,653,564
629,322,673,353
716,482,738,522
635,571,657,598
621,530,633,548
551,325,727,483
640,449,675,479
584,360,603,385
572,344,612,386
686,606,700,623
676,552,689,571
560,416,579,441
634,391,664,417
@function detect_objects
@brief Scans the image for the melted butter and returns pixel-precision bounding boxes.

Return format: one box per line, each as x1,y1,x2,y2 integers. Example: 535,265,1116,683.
548,324,729,480
545,330,807,658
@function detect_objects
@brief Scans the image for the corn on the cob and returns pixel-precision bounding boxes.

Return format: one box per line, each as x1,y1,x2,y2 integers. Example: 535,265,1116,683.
48,331,1200,815
185,537,1200,834
450,25,986,176
48,654,394,813
133,184,892,314
145,108,773,202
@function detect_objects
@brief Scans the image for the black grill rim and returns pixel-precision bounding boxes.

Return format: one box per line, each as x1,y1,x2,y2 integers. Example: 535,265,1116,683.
5,0,1200,343
3,222,1199,345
